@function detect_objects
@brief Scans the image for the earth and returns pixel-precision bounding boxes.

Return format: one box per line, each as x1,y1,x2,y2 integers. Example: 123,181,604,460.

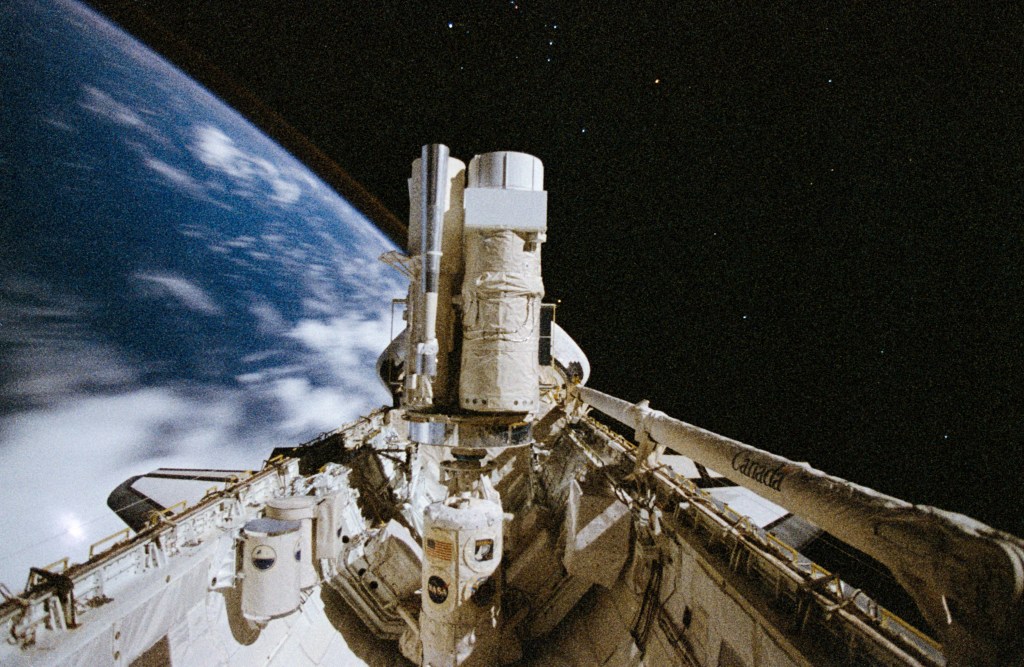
0,0,405,588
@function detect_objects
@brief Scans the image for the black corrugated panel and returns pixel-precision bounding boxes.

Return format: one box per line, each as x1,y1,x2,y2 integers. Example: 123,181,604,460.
539,304,554,365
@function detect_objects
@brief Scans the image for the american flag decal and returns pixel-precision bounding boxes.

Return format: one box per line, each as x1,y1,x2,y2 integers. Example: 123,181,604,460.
425,537,453,562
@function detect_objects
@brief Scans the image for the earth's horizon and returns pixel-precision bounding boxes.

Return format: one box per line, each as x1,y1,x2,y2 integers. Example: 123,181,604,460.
0,0,405,589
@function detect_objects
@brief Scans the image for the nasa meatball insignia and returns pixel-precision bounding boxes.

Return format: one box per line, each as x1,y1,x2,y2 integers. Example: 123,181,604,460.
427,575,449,604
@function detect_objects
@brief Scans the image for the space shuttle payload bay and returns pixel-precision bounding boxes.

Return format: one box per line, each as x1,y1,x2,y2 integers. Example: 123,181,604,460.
1,146,1022,667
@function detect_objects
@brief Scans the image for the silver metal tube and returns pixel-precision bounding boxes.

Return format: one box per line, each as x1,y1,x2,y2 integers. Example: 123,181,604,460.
577,384,1024,667
417,144,448,378
420,144,448,298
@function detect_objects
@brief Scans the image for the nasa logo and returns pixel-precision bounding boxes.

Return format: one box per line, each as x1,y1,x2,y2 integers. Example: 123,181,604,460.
252,545,276,571
427,575,449,604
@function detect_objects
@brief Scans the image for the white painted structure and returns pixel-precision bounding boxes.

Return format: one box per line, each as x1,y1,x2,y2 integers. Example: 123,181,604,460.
266,497,319,590
241,518,303,622
2,147,1021,667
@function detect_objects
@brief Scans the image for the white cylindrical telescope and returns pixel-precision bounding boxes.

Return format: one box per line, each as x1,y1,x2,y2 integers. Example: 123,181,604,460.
418,143,449,378
459,151,547,413
405,148,466,409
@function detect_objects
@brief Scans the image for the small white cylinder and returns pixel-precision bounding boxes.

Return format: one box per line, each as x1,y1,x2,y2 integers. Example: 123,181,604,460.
315,490,364,561
266,497,318,589
468,151,543,191
240,518,301,622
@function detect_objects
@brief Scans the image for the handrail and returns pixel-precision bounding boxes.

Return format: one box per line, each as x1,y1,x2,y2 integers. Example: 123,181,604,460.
41,557,69,574
264,454,287,467
881,607,943,652
147,500,187,526
88,527,132,558
26,557,71,588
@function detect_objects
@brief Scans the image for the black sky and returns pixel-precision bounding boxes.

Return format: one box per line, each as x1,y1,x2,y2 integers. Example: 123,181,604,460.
90,1,1022,536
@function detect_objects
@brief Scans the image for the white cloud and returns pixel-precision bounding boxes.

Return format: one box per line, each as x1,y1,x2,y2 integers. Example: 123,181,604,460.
225,236,256,248
0,274,399,591
0,355,390,589
6,341,136,403
43,117,76,133
239,350,283,365
142,155,217,203
0,277,138,406
138,152,236,211
193,125,303,205
267,377,372,434
79,88,312,211
134,272,222,315
143,156,191,186
286,314,392,383
0,387,252,589
248,300,287,335
270,179,302,205
79,85,161,141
